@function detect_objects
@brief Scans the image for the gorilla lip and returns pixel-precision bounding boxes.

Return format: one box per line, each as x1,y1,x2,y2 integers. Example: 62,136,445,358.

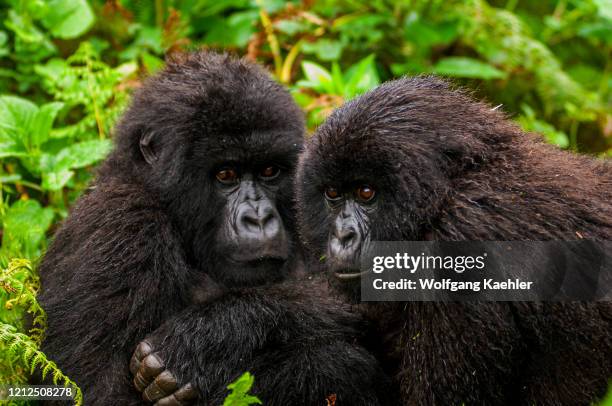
333,269,369,280
244,256,287,267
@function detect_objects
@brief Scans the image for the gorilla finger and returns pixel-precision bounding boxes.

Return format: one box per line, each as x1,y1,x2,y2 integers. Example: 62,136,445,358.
154,383,198,406
143,370,178,402
130,340,154,375
134,353,165,392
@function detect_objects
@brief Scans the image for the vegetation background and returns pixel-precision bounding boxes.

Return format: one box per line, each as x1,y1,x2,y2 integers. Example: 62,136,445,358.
0,0,610,404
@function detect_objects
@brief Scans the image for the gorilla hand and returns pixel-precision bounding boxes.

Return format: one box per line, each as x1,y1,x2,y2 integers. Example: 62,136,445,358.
130,340,198,405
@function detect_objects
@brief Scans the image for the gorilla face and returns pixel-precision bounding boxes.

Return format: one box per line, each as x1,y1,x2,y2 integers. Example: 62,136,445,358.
297,134,406,290
116,52,304,287
296,76,498,293
201,132,302,287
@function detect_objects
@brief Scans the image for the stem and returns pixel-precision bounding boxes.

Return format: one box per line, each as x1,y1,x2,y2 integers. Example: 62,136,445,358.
281,40,303,84
13,180,43,192
256,0,282,79
85,56,105,139
156,0,164,28
569,120,578,152
598,54,610,96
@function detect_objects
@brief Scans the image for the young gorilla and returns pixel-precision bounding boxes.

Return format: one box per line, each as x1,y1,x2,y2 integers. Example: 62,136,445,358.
296,77,612,405
38,52,392,405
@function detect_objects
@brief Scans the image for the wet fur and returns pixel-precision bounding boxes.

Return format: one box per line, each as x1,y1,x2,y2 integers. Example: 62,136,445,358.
297,76,612,405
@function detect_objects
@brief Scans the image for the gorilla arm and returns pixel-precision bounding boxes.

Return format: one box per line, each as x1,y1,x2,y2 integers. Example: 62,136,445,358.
130,279,396,406
38,182,199,404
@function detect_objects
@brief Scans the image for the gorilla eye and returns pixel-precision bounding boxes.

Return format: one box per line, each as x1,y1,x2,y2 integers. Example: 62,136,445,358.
215,168,238,184
356,185,375,202
324,187,341,201
259,165,280,180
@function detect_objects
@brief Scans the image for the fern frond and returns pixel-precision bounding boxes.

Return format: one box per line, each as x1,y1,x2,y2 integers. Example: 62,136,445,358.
0,323,83,406
0,259,47,345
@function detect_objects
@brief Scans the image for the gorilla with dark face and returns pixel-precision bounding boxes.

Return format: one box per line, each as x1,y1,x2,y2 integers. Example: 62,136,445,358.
38,52,393,405
297,76,612,405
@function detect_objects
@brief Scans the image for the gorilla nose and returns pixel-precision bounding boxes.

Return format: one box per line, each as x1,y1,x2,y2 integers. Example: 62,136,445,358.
238,205,281,239
335,227,357,246
329,226,360,258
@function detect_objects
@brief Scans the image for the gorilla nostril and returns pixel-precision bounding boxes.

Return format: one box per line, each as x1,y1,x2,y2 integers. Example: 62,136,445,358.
329,226,361,261
335,227,357,247
260,211,274,226
262,214,279,232
240,210,265,234
239,207,281,238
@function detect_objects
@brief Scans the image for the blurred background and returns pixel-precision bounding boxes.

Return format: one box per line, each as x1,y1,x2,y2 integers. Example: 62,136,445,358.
0,0,610,400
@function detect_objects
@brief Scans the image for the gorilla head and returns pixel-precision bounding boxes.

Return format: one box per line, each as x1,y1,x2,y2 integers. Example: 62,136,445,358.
296,76,611,297
110,51,304,287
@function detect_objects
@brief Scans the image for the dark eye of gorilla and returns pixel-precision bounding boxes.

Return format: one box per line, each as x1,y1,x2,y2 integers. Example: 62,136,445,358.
356,185,375,202
215,167,238,184
324,187,342,201
259,165,280,180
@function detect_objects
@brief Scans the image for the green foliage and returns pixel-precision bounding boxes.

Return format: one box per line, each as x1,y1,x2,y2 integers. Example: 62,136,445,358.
0,199,54,263
0,0,610,397
432,57,507,80
223,372,262,406
0,259,83,405
0,323,83,405
295,55,380,126
600,384,612,406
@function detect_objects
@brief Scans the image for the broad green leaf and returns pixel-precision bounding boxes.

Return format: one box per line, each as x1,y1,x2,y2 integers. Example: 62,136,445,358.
116,62,139,79
38,139,113,191
432,57,507,80
301,61,332,85
5,10,46,43
0,143,27,159
40,0,95,39
191,0,249,17
331,62,345,95
204,11,258,47
30,102,64,147
578,22,612,45
290,89,314,109
0,31,8,58
0,95,38,142
141,53,164,74
404,14,459,50
0,199,54,260
593,0,612,21
0,174,21,183
223,372,262,406
302,39,343,61
0,96,63,149
344,55,380,98
274,20,310,35
518,105,569,148
54,139,113,171
298,61,336,94
42,169,74,191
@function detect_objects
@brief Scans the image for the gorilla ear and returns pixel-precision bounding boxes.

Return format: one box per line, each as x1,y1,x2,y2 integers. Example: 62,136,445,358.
139,132,157,165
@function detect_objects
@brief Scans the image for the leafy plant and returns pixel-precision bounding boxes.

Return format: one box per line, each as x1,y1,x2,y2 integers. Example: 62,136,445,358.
294,55,380,127
223,372,262,406
0,259,83,405
0,0,609,396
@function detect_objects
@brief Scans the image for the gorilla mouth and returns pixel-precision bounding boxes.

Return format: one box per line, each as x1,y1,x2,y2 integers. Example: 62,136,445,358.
244,256,287,268
333,268,369,280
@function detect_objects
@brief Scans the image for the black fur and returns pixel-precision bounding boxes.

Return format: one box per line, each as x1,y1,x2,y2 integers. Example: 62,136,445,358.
147,279,394,405
296,76,612,405
38,51,391,405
